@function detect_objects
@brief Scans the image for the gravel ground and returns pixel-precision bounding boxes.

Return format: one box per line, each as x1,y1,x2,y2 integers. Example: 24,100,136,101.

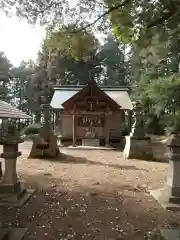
0,140,180,240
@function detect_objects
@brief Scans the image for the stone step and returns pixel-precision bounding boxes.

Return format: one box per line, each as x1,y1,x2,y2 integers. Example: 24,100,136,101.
7,228,28,240
82,138,100,147
0,229,9,240
0,228,28,240
160,229,180,240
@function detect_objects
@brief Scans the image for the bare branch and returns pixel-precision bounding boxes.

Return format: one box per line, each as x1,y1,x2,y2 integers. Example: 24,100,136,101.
73,0,131,32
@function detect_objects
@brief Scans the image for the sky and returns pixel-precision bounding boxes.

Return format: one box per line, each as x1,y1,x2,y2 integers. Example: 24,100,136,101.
0,12,45,66
0,7,104,67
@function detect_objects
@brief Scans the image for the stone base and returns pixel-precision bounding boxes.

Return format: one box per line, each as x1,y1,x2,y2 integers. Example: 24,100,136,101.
0,181,21,194
123,136,155,160
29,135,60,158
0,188,36,207
82,138,100,147
68,145,115,150
150,188,180,211
0,228,28,240
148,229,180,240
159,229,180,240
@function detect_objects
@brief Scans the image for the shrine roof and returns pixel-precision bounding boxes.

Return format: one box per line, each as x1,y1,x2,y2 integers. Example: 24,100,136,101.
51,85,133,110
0,101,32,119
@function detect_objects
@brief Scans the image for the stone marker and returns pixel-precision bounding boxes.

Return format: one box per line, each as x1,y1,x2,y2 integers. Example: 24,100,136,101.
151,132,180,211
123,101,154,160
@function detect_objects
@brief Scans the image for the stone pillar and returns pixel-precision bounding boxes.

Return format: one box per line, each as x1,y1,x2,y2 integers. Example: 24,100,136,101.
41,104,52,140
165,134,180,201
105,132,110,147
123,101,154,160
0,143,21,193
0,162,2,178
105,107,111,147
0,139,36,206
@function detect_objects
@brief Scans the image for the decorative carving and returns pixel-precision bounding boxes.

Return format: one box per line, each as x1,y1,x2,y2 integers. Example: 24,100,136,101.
86,97,97,111
78,116,104,127
75,96,110,111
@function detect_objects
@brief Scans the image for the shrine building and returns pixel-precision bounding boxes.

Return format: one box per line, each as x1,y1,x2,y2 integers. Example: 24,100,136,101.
50,81,133,147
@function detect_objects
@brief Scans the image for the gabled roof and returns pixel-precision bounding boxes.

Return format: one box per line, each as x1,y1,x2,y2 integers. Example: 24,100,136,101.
51,83,133,110
62,81,121,110
0,101,31,119
52,85,130,91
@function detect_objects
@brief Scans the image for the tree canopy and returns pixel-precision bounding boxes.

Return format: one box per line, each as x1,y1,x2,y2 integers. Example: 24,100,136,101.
1,0,180,39
1,0,180,133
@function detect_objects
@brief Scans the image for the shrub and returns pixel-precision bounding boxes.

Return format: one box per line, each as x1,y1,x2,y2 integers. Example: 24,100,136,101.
146,113,165,135
120,122,129,136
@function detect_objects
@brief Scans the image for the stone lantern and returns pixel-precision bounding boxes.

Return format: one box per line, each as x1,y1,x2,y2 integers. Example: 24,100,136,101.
0,100,35,207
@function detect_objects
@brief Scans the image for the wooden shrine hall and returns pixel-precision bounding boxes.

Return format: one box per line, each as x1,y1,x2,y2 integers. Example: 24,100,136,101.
50,81,133,147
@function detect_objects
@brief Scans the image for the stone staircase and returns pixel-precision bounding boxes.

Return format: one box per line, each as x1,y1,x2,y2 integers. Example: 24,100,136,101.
0,228,28,240
82,138,100,147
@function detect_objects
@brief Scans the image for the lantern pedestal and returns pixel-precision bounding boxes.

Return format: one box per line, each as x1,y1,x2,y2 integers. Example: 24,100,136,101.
123,101,154,161
0,141,35,207
150,134,180,211
29,104,60,158
123,136,154,160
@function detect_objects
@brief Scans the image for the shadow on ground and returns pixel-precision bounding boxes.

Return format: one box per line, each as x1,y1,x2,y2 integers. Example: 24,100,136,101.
0,172,176,240
34,152,148,171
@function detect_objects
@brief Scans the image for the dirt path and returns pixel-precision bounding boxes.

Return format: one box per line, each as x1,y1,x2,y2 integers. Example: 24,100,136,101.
0,141,179,240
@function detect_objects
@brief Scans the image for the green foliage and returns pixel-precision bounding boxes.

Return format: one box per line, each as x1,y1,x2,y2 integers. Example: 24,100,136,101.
1,0,180,50
10,60,35,113
133,74,180,135
2,0,180,135
120,122,129,136
0,52,12,73
99,34,129,85
46,25,100,60
41,25,103,85
0,52,12,102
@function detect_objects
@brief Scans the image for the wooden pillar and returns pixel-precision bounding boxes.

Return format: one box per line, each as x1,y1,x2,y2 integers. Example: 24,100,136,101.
72,104,76,147
105,106,110,146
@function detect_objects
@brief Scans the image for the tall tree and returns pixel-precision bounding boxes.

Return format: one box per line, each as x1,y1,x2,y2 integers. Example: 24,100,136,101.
10,60,35,113
0,51,12,102
44,24,103,85
99,34,128,85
